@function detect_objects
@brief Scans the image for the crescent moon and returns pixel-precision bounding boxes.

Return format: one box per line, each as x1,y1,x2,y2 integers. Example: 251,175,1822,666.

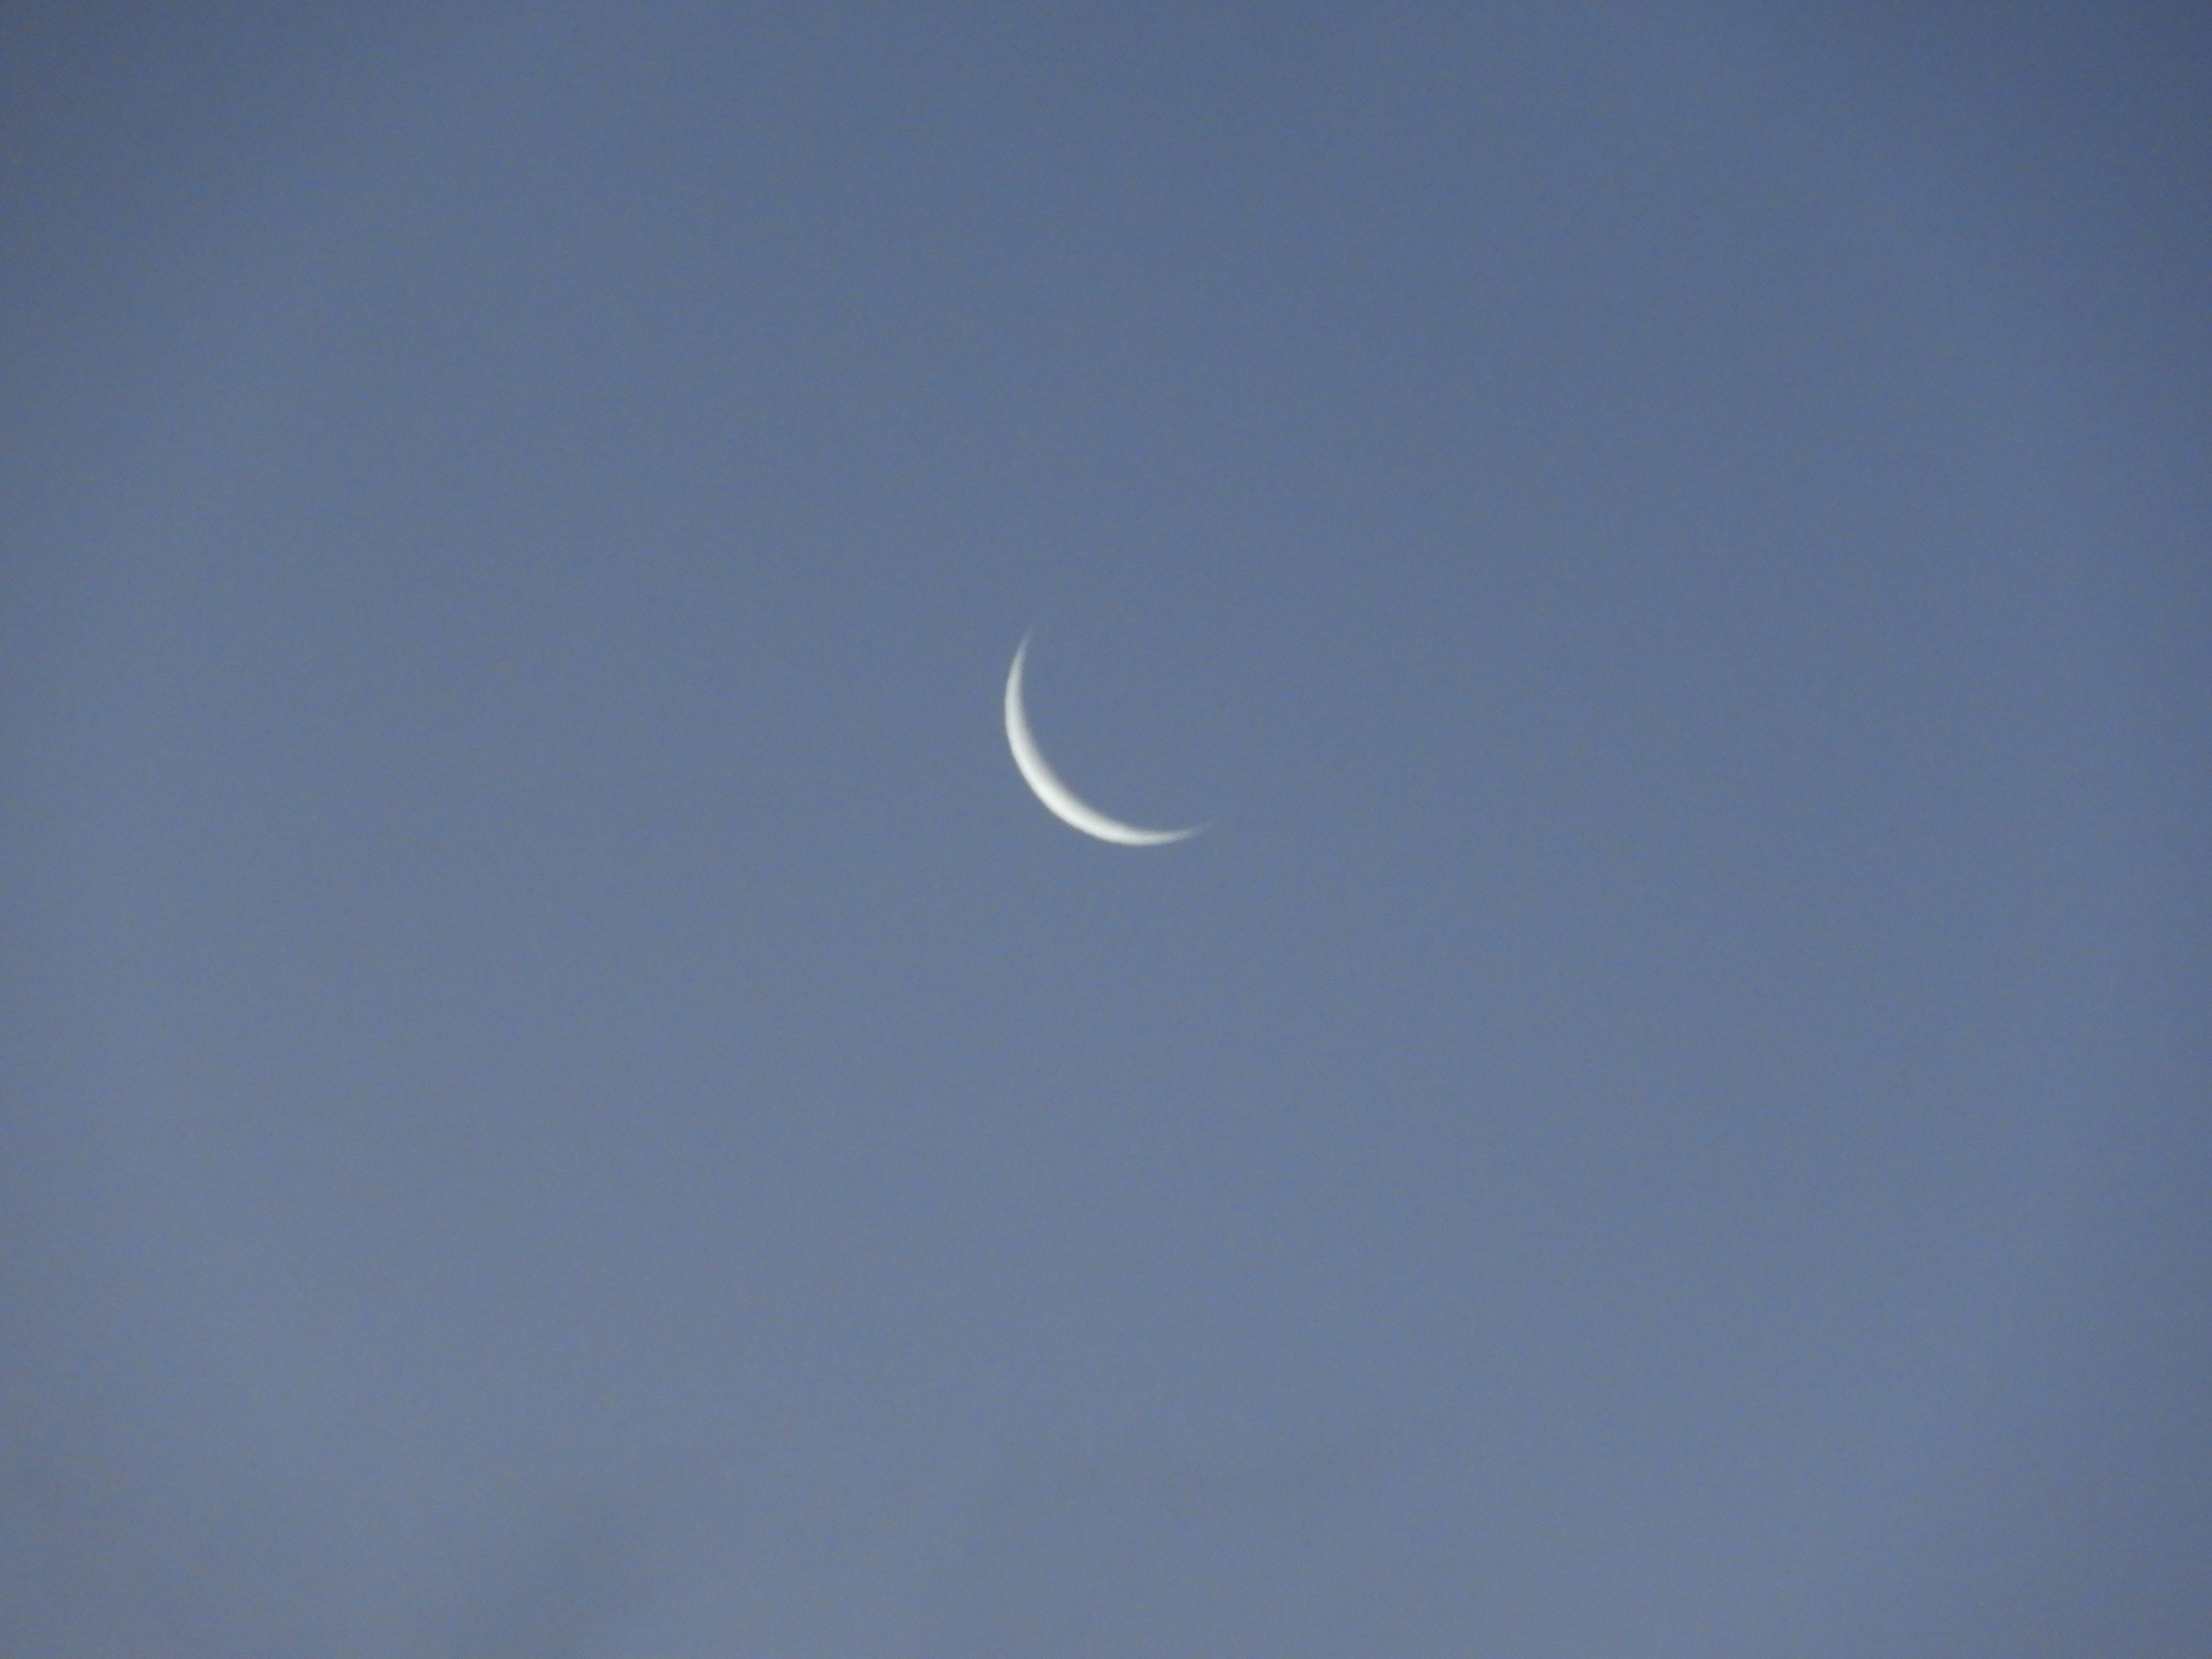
1003,635,1202,847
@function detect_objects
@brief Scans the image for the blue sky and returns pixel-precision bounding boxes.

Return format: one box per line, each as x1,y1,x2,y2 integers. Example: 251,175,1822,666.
4,3,2207,1653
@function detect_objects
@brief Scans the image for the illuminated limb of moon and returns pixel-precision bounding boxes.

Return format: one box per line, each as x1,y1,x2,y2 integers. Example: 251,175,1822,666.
1003,635,1202,847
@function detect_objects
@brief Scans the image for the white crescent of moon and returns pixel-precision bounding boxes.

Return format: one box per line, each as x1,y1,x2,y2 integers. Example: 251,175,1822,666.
1004,635,1202,847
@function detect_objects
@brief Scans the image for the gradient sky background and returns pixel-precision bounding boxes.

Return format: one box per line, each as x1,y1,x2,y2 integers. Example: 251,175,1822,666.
4,3,2207,1654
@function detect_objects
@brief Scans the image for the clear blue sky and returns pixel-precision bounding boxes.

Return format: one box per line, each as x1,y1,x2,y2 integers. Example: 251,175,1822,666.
5,3,2206,1653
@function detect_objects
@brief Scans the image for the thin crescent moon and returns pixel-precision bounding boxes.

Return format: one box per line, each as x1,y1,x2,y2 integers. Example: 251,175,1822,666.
1004,635,1202,847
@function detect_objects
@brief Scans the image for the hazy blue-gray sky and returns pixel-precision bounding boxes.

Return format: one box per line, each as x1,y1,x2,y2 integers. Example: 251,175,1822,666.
5,3,2207,1653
